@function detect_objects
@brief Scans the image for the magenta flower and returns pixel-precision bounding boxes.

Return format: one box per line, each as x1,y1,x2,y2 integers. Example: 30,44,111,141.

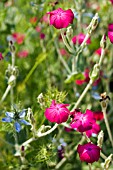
18,50,29,58
70,110,96,132
108,23,113,31
0,52,3,60
86,122,100,138
44,100,70,124
108,31,113,43
77,142,101,163
75,68,90,85
110,0,113,4
95,48,102,56
12,33,25,44
93,111,103,120
72,33,91,45
40,33,45,39
47,8,74,29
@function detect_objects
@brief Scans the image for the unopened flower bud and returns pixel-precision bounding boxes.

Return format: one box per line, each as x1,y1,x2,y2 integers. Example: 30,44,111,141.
89,63,100,81
8,75,16,86
92,13,99,30
97,130,104,147
100,35,106,49
104,154,113,170
66,26,73,40
9,41,15,52
37,93,45,108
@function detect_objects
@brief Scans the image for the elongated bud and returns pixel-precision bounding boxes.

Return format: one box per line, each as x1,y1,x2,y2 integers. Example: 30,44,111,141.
66,26,73,41
100,35,106,49
104,154,113,170
89,63,100,81
9,41,15,53
8,75,16,86
97,130,104,147
37,93,45,108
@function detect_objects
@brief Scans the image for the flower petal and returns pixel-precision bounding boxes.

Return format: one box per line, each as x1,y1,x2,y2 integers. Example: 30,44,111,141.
14,122,21,132
20,119,31,125
19,110,26,118
2,117,12,122
5,112,14,118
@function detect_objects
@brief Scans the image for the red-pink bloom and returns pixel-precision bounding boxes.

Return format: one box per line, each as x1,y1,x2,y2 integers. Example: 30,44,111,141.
108,23,113,31
108,31,113,43
35,26,41,32
44,100,70,124
75,68,89,85
110,0,113,4
40,14,49,24
77,142,101,163
72,33,91,45
64,127,73,132
86,122,100,138
12,33,25,44
47,8,74,29
60,48,68,56
95,48,102,56
30,17,37,24
40,33,45,39
0,52,3,60
17,50,29,58
93,111,103,121
70,110,96,132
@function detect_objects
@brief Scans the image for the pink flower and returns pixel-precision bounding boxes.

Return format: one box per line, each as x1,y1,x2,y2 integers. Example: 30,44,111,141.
12,33,25,44
86,122,100,138
44,100,70,124
110,0,113,4
93,111,103,120
108,31,113,43
40,14,49,24
60,48,68,56
40,33,45,39
77,142,101,163
72,33,91,45
70,110,96,132
0,52,3,60
35,26,41,32
75,68,90,85
108,23,113,31
47,8,74,29
30,17,37,24
95,48,102,56
17,50,29,58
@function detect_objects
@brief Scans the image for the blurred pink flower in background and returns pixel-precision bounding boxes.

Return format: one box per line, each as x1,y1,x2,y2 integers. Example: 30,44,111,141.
30,17,37,24
95,48,102,56
44,100,70,124
72,33,91,45
0,52,3,60
12,33,25,44
110,0,113,4
35,26,41,33
60,48,69,56
47,8,74,29
40,33,45,39
17,50,29,58
77,142,101,163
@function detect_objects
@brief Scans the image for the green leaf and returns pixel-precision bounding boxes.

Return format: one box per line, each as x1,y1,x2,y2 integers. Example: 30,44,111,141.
64,72,84,84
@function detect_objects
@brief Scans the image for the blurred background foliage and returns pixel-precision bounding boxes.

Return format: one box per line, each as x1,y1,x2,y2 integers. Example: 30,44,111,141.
0,0,113,169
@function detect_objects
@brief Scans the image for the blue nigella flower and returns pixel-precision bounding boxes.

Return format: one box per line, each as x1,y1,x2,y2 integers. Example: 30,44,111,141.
2,109,31,133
